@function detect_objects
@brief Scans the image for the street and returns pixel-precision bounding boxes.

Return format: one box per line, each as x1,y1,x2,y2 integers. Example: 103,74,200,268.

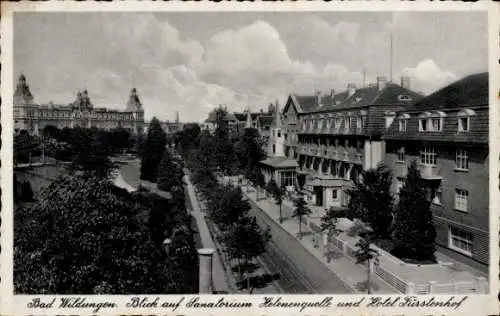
249,201,353,294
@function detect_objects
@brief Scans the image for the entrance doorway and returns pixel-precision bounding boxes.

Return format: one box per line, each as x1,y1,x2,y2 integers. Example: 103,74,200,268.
314,186,323,207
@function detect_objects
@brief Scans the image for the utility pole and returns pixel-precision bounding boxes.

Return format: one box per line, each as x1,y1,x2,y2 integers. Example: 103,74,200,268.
363,68,367,88
389,21,394,83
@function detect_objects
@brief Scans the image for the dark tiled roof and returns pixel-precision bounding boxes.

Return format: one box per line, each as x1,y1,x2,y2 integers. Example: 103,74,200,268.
257,115,273,127
234,112,260,122
383,72,489,144
294,95,319,112
400,72,488,112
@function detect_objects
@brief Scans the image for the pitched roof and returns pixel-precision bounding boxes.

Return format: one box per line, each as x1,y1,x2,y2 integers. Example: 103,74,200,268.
257,115,273,127
383,72,489,144
260,156,299,168
234,112,260,122
126,87,142,110
399,72,488,112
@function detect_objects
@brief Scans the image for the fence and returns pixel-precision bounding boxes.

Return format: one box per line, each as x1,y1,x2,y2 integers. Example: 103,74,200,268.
326,233,487,294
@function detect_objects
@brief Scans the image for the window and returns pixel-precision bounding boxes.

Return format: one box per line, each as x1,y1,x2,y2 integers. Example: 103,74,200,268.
335,117,341,129
458,117,469,132
318,119,323,129
449,226,473,256
332,190,338,200
397,147,405,162
344,117,350,129
272,144,276,154
431,118,442,131
398,119,407,132
457,109,475,132
420,147,437,165
281,171,296,187
455,150,469,171
419,119,428,132
432,186,442,205
277,131,281,137
356,117,362,129
454,189,468,212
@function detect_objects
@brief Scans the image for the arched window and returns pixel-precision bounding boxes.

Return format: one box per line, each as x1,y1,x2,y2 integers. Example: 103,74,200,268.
457,109,476,132
430,111,446,132
272,144,276,154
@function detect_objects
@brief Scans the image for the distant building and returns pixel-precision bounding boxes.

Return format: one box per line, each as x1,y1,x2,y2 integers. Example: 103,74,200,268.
13,74,145,136
383,72,489,271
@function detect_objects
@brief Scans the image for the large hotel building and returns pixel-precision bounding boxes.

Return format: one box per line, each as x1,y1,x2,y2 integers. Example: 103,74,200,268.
274,72,489,270
13,74,145,135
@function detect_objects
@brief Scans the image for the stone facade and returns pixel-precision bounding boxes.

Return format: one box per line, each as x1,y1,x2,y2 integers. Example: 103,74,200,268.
13,75,145,136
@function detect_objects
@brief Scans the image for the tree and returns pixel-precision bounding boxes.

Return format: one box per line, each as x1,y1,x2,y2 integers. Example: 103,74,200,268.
157,150,184,193
347,164,394,239
392,160,437,262
14,174,198,294
68,128,114,177
292,192,312,239
254,169,266,201
222,215,271,292
209,186,250,228
354,234,379,294
267,179,286,223
320,207,346,234
14,130,36,164
140,117,167,182
110,127,132,153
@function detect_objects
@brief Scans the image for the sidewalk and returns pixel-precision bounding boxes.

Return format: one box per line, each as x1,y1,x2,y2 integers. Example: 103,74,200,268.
184,174,231,293
243,184,398,294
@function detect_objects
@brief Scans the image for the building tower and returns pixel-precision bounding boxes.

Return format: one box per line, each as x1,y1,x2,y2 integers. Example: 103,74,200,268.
267,100,285,157
245,107,253,129
14,74,37,134
127,87,144,134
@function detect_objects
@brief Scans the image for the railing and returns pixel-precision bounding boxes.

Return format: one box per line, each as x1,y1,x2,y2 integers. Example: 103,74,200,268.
326,231,487,294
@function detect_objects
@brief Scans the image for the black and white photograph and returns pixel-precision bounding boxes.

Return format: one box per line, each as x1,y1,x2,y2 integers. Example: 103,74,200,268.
1,3,498,315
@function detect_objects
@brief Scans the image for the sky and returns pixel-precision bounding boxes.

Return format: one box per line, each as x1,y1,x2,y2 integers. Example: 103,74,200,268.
14,11,487,123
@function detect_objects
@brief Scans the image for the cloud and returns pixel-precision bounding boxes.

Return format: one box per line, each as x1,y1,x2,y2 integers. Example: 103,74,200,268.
403,59,456,93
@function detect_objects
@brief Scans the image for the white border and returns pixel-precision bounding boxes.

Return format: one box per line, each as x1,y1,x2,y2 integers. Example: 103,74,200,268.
1,1,498,315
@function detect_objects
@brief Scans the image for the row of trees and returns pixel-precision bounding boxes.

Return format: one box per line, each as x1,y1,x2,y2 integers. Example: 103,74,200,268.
14,125,137,166
176,107,272,292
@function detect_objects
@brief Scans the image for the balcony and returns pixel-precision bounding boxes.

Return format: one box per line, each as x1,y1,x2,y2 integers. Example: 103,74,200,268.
419,164,442,180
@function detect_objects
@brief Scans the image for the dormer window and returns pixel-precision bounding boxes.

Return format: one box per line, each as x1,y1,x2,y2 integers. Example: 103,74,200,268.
430,111,446,132
398,113,410,132
398,95,413,103
418,112,431,132
335,117,341,130
458,109,475,132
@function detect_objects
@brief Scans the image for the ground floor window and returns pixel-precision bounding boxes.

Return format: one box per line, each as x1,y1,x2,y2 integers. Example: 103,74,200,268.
281,171,296,187
449,226,473,256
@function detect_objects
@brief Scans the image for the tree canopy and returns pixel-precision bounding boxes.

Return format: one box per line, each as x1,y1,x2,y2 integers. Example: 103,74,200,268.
140,117,167,182
14,174,198,294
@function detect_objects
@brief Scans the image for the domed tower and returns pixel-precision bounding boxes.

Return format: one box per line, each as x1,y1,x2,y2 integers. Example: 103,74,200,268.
14,74,34,105
82,89,92,109
127,87,144,134
14,74,36,134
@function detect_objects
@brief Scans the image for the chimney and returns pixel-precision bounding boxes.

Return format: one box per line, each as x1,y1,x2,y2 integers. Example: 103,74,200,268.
377,76,387,91
198,248,215,293
347,84,356,98
330,89,335,98
316,90,322,106
400,76,411,89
